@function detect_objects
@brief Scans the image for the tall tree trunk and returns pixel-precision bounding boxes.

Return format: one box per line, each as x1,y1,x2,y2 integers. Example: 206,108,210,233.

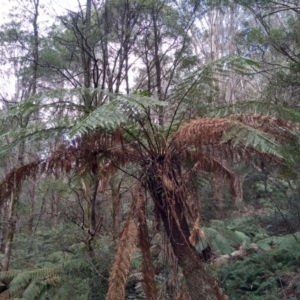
152,10,164,126
51,191,59,227
31,0,39,96
110,176,121,239
82,0,92,108
1,138,26,270
0,202,8,253
28,179,36,234
2,191,17,271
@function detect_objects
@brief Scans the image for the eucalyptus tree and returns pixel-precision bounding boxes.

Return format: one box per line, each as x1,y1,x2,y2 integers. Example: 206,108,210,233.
219,0,300,106
132,0,199,117
0,0,46,270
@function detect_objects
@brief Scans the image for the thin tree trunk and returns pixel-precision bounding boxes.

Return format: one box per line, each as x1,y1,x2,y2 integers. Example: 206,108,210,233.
51,192,59,227
28,180,36,234
2,191,17,271
110,176,121,239
152,10,164,126
31,0,39,96
0,203,8,253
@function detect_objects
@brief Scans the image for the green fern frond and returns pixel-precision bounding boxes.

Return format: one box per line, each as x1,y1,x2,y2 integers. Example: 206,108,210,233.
0,270,21,285
8,268,60,295
22,274,62,300
22,279,47,300
70,101,124,136
63,258,91,273
116,93,167,110
222,124,290,160
46,251,72,263
70,92,166,136
0,89,87,120
0,123,73,154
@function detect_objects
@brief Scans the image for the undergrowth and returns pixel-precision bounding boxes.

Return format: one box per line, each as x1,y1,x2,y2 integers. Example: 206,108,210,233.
206,218,300,299
0,224,115,299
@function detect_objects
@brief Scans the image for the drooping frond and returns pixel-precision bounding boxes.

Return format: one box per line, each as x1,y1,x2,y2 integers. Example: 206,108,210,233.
45,130,140,176
0,88,165,154
106,220,138,300
8,268,61,294
0,268,61,299
22,274,62,300
226,113,300,139
70,93,166,136
0,128,144,205
0,121,73,155
189,154,243,203
173,118,237,146
0,160,42,204
0,89,88,121
0,270,21,285
172,117,289,160
134,186,157,300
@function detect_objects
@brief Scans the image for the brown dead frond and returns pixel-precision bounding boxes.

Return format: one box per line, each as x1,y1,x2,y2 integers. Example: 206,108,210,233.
112,126,124,146
106,220,138,300
0,290,10,300
0,160,42,205
134,186,158,300
229,113,300,140
45,132,112,175
99,161,117,193
176,284,190,300
162,173,175,191
173,117,239,148
189,217,201,247
214,281,229,300
192,155,243,204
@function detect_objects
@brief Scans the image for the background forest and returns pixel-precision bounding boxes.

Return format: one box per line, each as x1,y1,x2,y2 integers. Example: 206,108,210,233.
1,0,300,299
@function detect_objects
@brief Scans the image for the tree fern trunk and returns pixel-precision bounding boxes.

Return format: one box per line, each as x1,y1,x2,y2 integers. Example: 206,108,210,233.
146,169,227,300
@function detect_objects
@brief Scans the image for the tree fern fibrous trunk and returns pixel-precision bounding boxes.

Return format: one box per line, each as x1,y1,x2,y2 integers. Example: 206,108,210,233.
146,163,228,300
135,187,157,300
89,177,99,235
106,221,137,300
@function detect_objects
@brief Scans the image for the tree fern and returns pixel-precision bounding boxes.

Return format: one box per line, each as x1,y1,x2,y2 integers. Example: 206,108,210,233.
0,53,300,299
